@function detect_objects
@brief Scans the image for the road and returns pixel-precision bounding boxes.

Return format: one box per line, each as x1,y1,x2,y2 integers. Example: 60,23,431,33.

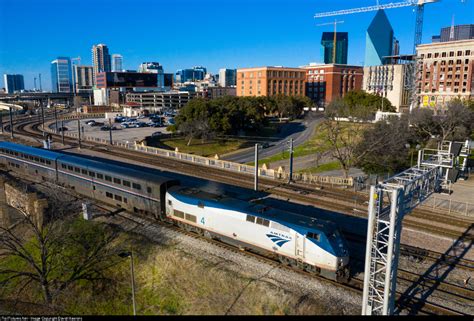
221,112,324,164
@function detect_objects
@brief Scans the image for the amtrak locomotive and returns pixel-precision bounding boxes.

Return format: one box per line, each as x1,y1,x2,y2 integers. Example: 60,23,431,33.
0,142,350,281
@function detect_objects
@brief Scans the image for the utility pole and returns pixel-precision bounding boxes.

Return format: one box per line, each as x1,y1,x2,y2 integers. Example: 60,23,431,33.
254,143,259,191
77,118,82,149
40,102,45,136
9,107,14,139
108,118,113,145
38,73,42,92
0,111,3,134
54,104,58,133
288,138,294,183
61,120,65,145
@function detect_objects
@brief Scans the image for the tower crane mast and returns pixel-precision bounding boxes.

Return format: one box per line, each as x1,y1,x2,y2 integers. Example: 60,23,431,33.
317,19,345,64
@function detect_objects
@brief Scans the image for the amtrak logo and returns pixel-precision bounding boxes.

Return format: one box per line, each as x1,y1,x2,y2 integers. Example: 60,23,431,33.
266,234,290,247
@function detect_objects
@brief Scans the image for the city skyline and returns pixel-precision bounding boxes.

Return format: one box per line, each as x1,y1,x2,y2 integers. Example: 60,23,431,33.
0,0,473,90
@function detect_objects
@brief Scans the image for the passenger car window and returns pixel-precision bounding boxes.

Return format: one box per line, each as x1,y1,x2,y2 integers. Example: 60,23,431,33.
114,178,121,184
123,180,131,187
132,183,141,190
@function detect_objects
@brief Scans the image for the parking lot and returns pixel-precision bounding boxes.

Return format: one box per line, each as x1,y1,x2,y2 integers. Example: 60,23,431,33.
52,116,172,144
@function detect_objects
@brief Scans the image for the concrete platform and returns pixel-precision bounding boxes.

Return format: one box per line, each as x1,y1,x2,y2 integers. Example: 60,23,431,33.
424,175,474,216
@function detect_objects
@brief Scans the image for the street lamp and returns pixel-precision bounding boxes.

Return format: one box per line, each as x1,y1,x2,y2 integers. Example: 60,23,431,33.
118,251,136,315
405,143,421,167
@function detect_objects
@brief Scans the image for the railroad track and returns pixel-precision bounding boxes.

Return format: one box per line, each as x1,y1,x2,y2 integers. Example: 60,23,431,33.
7,170,469,316
5,115,474,243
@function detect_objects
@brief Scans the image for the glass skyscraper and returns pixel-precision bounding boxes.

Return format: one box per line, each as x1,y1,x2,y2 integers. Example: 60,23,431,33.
51,57,73,93
92,44,111,85
175,66,207,83
364,9,394,67
3,74,25,93
218,68,237,87
112,54,123,72
321,32,348,64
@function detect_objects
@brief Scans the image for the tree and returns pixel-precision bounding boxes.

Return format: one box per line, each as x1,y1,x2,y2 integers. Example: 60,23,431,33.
318,119,375,178
342,90,396,114
0,186,121,308
354,116,411,175
409,101,474,143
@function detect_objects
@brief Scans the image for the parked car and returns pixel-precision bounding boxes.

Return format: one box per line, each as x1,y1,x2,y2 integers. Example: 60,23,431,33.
85,120,96,125
90,122,104,127
151,132,162,137
262,142,271,148
100,126,110,131
135,122,148,128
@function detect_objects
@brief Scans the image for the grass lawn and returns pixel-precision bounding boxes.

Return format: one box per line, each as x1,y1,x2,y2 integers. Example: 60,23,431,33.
250,121,368,166
159,138,250,157
296,161,342,174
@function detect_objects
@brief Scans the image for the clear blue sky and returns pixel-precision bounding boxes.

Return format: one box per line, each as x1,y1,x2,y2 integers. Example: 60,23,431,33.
0,0,473,90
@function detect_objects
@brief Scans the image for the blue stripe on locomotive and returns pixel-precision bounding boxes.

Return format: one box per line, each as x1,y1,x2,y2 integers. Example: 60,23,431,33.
168,190,339,256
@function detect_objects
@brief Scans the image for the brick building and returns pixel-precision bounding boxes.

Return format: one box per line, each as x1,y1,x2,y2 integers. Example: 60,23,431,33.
236,67,306,97
302,63,363,106
417,39,474,107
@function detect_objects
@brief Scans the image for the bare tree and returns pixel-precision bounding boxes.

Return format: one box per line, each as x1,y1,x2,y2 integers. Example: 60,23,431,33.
0,184,121,309
319,118,386,178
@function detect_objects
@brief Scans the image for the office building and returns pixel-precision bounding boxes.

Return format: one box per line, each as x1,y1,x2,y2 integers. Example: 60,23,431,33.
363,63,411,112
74,66,94,93
139,62,166,89
417,39,474,107
112,54,123,72
364,10,394,66
321,32,348,64
51,57,73,93
175,66,207,83
96,71,159,89
92,44,111,85
207,87,237,99
3,74,25,93
218,68,237,87
237,66,306,97
303,63,363,106
437,24,474,42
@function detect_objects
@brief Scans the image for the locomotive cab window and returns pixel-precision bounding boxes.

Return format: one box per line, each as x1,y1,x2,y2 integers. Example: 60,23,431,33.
256,217,270,227
246,215,256,223
307,232,320,241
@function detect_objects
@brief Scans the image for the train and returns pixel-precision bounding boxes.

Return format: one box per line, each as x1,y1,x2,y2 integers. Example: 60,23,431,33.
0,141,350,282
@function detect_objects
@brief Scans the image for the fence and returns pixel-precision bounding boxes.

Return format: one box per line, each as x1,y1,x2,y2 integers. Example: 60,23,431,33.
419,196,474,217
44,118,354,187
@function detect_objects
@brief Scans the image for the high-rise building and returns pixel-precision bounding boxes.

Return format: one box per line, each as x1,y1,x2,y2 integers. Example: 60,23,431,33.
218,68,237,87
112,54,123,72
92,44,111,85
3,74,25,93
439,24,474,42
139,62,166,89
175,66,207,83
321,32,348,64
51,57,73,93
417,39,474,107
74,66,94,93
363,64,411,112
237,66,306,97
303,63,363,106
364,10,394,66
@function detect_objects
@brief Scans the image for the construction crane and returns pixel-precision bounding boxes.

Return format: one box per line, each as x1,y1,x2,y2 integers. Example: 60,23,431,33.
314,0,440,54
317,19,344,64
71,57,81,95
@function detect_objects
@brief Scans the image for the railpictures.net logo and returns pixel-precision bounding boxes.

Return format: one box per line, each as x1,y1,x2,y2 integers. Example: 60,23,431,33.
1,317,83,321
